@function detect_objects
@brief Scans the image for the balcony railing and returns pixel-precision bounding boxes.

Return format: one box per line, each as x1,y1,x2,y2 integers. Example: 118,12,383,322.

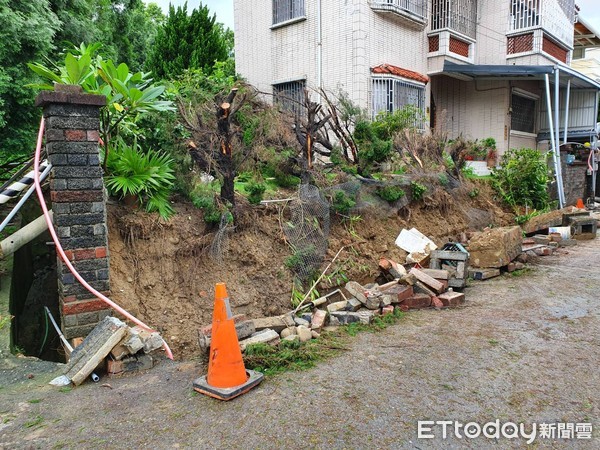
509,0,574,47
370,0,427,22
431,0,477,39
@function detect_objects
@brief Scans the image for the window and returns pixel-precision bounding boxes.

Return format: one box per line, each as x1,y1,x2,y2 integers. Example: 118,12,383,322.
431,0,477,38
273,0,305,25
509,0,540,31
372,78,426,129
273,80,305,116
370,0,427,21
511,93,536,133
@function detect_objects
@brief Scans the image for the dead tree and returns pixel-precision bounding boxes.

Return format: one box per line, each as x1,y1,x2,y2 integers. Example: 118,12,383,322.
319,88,359,164
179,87,251,216
294,90,332,183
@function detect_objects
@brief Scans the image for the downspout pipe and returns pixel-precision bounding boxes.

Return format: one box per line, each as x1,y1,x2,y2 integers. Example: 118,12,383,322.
545,73,564,209
563,78,571,145
554,68,566,207
316,0,323,98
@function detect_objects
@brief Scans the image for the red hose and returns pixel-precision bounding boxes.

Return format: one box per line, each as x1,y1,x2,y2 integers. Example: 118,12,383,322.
33,117,173,360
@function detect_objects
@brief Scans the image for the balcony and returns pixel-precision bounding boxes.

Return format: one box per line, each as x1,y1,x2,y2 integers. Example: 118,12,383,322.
431,0,477,39
370,0,427,27
508,0,574,47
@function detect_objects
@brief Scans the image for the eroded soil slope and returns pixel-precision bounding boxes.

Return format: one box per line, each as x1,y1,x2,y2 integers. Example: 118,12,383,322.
108,180,513,359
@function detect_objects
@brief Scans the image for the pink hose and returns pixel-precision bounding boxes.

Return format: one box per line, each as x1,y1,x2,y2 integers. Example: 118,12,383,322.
33,117,173,360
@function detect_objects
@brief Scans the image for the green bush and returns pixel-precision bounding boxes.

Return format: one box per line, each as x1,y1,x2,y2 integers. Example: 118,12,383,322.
371,105,424,140
331,190,356,214
438,173,449,186
247,180,266,205
189,183,223,224
376,185,405,202
491,148,550,210
411,181,427,201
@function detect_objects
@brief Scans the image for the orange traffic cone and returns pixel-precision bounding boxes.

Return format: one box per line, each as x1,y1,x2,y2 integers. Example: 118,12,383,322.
576,198,585,209
193,283,263,400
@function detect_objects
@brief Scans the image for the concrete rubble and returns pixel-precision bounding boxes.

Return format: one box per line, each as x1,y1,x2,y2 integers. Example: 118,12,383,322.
58,316,168,386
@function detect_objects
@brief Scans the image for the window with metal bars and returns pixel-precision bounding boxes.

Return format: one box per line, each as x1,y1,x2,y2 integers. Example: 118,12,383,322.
273,80,306,116
511,93,536,133
431,0,477,38
370,0,427,20
372,78,426,129
272,0,305,25
509,0,540,31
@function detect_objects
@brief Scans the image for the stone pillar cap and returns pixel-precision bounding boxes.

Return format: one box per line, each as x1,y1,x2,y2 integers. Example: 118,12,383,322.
35,84,106,107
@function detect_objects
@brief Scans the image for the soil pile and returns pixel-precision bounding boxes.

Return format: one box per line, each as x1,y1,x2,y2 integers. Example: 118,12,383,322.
108,180,513,359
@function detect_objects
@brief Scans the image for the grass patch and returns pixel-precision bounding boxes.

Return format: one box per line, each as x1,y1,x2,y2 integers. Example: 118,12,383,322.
58,386,72,393
27,399,41,404
244,309,405,376
488,339,499,346
509,268,532,277
24,415,43,428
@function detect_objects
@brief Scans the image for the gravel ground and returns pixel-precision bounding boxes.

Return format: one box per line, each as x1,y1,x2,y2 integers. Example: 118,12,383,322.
1,239,599,449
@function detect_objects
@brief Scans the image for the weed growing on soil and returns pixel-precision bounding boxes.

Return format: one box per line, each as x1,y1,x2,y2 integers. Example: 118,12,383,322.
246,180,266,205
509,268,532,277
411,181,427,200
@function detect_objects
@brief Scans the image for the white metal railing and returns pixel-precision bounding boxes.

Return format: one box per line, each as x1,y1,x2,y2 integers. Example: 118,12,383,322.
431,0,477,38
372,78,426,129
509,0,574,46
370,0,427,20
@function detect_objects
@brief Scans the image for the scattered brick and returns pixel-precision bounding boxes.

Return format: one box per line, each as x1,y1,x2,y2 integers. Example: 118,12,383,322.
402,294,432,309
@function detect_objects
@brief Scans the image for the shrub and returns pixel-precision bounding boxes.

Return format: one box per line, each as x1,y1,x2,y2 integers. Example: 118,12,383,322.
411,181,427,201
491,148,550,210
189,183,223,224
247,180,266,205
105,142,175,219
330,190,356,214
376,185,405,202
438,173,449,186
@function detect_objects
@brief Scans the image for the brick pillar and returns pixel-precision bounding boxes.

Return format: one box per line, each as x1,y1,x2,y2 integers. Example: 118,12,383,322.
35,85,111,339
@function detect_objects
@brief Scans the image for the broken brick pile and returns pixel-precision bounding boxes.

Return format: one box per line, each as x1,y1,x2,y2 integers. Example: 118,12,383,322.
62,316,166,385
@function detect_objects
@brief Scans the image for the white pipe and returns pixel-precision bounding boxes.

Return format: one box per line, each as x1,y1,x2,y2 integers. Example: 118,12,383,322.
0,212,52,258
316,0,322,98
563,79,570,145
545,74,564,209
554,68,566,207
0,163,52,233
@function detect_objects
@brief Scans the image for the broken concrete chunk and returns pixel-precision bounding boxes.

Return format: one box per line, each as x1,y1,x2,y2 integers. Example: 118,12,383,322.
345,281,368,304
294,317,310,327
421,269,450,280
296,325,312,342
253,316,290,333
197,320,257,353
409,268,445,294
362,292,381,310
378,258,406,278
345,297,362,312
413,281,436,297
469,226,523,268
399,273,417,286
239,329,280,351
395,228,437,263
311,309,327,331
468,268,501,280
379,294,394,307
283,334,299,342
327,300,348,313
65,317,128,386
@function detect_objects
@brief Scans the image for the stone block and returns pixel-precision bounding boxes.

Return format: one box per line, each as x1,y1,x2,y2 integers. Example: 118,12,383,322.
327,300,348,313
469,226,523,268
311,309,327,331
468,268,501,280
345,297,362,312
65,317,128,385
345,281,368,304
296,325,312,342
239,329,280,351
253,315,291,333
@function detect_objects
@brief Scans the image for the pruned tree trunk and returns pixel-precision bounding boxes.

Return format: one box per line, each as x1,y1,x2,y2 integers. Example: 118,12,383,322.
216,88,238,207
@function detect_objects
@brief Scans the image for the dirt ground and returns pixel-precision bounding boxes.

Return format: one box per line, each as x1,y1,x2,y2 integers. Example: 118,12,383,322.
107,180,513,359
0,235,598,448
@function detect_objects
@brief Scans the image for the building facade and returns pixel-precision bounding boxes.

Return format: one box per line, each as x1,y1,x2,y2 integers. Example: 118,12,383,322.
234,1,600,156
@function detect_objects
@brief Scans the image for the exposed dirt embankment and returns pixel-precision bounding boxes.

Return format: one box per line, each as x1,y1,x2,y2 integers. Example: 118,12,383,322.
108,180,513,359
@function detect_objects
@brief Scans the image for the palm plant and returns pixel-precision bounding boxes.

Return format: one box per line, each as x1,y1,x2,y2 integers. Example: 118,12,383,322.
105,140,176,219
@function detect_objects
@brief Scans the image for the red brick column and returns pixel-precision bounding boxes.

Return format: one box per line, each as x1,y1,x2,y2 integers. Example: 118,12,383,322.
35,85,111,339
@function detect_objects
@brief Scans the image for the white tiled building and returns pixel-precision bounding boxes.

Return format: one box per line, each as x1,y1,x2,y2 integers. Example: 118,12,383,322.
234,1,600,156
